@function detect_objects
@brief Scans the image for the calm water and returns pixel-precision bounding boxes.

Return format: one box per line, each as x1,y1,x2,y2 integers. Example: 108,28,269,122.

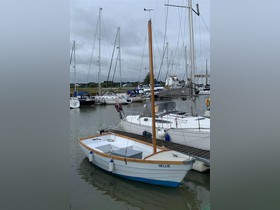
70,97,210,210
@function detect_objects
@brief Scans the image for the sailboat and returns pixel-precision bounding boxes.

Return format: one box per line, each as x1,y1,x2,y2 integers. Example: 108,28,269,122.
120,1,210,151
92,10,132,105
70,40,80,109
120,101,210,150
70,41,94,107
78,19,194,187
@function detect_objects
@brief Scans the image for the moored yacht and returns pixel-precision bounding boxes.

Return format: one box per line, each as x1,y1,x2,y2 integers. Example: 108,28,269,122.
120,101,210,151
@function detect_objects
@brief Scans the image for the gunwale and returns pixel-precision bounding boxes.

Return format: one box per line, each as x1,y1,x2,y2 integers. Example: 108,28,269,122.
78,132,192,165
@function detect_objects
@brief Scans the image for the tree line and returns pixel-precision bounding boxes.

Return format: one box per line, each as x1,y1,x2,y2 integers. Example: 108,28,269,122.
70,73,165,88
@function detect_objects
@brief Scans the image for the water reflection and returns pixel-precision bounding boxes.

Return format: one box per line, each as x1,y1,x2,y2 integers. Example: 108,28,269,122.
78,158,210,210
71,96,210,209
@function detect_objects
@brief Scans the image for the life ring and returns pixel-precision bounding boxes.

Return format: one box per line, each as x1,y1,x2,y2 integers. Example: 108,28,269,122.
205,97,210,107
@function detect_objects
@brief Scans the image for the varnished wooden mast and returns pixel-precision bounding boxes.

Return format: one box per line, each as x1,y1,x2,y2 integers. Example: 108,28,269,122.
148,19,157,154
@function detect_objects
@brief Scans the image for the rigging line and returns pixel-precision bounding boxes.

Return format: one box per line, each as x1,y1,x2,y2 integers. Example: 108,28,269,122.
163,0,169,50
180,4,187,50
176,46,185,78
195,0,210,34
156,43,167,80
138,29,148,82
157,0,169,81
164,50,173,81
172,7,184,76
153,29,162,81
175,24,188,78
73,41,77,90
118,28,122,87
153,0,159,23
101,11,114,82
86,18,99,85
200,14,210,34
112,50,119,82
107,28,119,83
70,41,74,65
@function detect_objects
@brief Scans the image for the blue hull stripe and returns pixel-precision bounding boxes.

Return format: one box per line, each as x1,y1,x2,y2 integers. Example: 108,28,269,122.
117,174,180,187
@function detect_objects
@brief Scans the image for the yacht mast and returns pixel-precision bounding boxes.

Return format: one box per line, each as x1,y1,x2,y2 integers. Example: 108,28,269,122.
98,8,102,95
188,0,195,88
74,41,77,96
148,19,157,154
118,27,122,88
71,40,77,97
165,1,200,93
206,58,208,85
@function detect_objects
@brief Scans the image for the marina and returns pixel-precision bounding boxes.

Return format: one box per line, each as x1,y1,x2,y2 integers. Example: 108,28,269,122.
70,98,210,209
77,20,197,188
70,0,210,209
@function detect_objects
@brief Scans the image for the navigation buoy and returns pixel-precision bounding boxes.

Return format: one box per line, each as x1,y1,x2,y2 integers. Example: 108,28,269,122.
89,151,93,162
109,159,114,172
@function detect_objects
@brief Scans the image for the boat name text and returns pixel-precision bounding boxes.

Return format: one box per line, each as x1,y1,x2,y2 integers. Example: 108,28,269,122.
158,164,170,168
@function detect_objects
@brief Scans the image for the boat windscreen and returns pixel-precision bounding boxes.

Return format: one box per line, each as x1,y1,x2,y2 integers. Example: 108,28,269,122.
140,101,177,117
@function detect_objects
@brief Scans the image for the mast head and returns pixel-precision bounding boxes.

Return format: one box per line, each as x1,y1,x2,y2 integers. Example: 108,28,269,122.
144,8,153,11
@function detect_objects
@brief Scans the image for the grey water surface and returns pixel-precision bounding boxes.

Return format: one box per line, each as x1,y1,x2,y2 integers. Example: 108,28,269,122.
70,97,210,210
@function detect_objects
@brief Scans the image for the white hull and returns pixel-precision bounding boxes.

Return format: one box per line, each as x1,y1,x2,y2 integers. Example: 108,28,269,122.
204,110,210,118
120,119,210,151
198,90,210,95
78,132,194,187
119,101,210,150
95,95,132,105
131,96,145,102
70,97,80,109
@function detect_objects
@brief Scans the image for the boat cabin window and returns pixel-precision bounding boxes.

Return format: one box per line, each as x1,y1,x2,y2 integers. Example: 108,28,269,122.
155,119,170,124
155,102,176,114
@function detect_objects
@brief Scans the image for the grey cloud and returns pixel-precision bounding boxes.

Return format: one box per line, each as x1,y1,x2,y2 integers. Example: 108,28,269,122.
71,0,210,83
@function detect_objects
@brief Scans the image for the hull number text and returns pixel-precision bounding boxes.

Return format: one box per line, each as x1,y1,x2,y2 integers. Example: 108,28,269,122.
158,164,170,168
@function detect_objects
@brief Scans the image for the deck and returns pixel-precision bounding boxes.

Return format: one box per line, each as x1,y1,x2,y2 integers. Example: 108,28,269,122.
112,129,210,166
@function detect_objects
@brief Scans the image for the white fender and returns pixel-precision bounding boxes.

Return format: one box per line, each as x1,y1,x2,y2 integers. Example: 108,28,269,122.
109,159,114,172
157,129,166,138
89,151,93,162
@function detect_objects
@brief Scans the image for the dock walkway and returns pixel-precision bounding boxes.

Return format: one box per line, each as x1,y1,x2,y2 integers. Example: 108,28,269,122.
112,129,210,166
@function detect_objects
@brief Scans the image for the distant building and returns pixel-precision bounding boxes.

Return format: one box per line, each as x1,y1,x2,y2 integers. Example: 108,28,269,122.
165,75,182,89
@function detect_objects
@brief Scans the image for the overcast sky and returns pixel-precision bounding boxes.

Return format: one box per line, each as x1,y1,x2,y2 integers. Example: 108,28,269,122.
70,0,210,84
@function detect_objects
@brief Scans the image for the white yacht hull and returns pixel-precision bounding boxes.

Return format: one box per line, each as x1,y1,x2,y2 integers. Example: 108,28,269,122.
120,119,210,151
95,96,132,105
